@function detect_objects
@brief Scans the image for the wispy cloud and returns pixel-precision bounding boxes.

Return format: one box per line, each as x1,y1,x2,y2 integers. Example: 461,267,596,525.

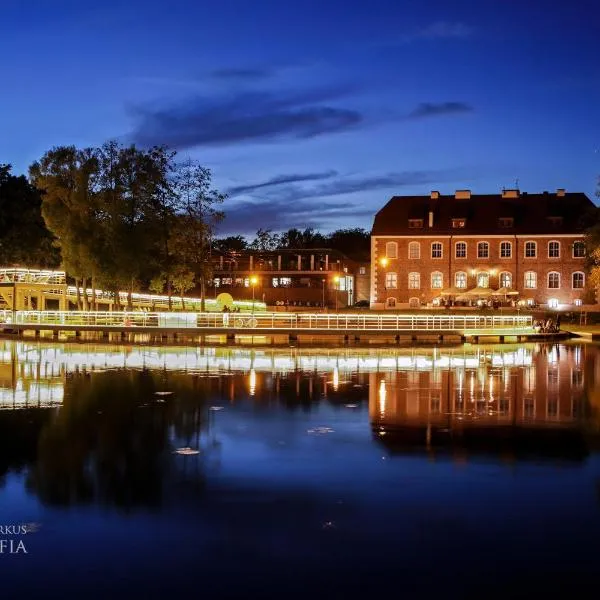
401,21,473,43
210,67,273,81
408,102,474,119
129,85,364,149
227,170,338,196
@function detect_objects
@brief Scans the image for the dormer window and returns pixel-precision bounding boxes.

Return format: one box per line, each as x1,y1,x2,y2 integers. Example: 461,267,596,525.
452,218,466,228
498,217,514,228
547,216,563,227
408,219,423,228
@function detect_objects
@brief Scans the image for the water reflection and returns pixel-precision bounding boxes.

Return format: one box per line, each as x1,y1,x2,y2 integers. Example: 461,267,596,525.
0,340,599,509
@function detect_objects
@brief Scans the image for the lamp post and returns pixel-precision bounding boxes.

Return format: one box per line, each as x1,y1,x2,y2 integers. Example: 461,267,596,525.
322,278,326,310
333,275,340,312
250,275,258,313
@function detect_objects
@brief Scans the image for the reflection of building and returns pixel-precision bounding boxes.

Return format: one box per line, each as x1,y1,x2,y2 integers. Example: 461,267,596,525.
370,189,596,309
369,344,592,458
210,248,370,308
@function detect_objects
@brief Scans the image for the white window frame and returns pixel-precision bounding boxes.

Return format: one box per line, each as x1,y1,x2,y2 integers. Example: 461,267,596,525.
572,271,585,289
477,241,489,259
385,272,397,289
431,242,443,259
572,241,585,258
500,241,512,258
524,271,537,289
408,272,420,289
455,271,467,289
455,241,467,259
499,271,512,288
524,241,537,258
408,241,420,259
431,271,443,289
477,272,489,288
547,271,560,289
548,241,560,259
385,241,398,259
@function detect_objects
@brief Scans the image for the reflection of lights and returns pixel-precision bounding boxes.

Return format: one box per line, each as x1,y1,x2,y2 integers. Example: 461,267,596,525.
332,367,339,391
378,379,386,417
489,374,494,402
249,368,256,396
548,347,558,365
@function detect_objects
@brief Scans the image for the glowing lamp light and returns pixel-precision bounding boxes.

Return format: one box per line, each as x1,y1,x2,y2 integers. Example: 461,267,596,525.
379,258,389,267
250,276,258,286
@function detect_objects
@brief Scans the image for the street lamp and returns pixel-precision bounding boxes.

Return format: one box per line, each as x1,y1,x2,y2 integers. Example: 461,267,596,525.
333,275,340,312
250,275,258,313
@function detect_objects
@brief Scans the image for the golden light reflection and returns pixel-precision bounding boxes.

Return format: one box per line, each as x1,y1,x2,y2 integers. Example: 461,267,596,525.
333,367,339,391
249,368,256,396
378,378,386,417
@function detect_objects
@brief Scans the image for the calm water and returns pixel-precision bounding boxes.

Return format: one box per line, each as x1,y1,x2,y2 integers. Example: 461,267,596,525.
0,340,599,599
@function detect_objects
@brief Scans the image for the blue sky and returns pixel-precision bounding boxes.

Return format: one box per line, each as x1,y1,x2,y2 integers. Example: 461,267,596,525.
1,0,599,234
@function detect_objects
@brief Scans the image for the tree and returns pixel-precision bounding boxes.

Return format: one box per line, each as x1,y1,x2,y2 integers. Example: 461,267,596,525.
250,228,280,251
171,266,195,310
0,164,60,268
213,235,247,254
585,179,600,292
279,227,325,249
325,228,370,261
172,159,226,312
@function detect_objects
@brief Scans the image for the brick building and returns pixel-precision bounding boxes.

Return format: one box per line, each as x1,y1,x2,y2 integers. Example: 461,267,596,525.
370,189,597,310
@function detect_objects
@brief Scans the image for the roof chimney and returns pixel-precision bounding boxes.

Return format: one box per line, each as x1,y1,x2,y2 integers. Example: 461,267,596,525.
428,211,434,228
430,190,440,200
556,188,566,197
501,189,520,198
455,190,471,199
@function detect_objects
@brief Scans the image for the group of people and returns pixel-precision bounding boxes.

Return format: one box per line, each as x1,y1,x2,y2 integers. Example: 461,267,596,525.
533,316,561,333
221,305,241,313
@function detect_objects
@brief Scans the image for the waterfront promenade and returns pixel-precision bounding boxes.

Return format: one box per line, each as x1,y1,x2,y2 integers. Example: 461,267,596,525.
0,310,539,343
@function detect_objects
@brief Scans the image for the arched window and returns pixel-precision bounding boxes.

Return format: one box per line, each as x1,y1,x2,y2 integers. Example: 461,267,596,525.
455,271,467,289
573,241,585,258
385,272,397,289
548,241,560,258
431,242,443,259
524,271,537,289
572,272,585,289
431,271,443,289
455,241,467,258
524,241,537,258
500,241,512,258
386,297,397,308
499,272,512,288
408,241,420,259
409,297,420,308
408,272,420,289
477,241,489,258
477,272,489,288
385,241,397,259
548,272,560,289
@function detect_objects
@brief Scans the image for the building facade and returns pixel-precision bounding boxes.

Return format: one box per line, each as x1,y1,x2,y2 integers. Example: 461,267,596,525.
370,189,597,310
210,248,369,308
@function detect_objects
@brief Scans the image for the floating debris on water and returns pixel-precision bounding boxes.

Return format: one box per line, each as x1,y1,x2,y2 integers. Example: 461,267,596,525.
210,406,224,411
174,447,200,455
307,427,335,435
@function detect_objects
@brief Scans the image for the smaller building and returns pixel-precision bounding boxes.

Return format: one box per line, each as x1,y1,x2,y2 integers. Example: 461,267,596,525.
210,248,369,308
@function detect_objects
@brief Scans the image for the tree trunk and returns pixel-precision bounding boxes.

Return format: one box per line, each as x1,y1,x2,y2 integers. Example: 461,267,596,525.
91,275,96,311
167,278,172,311
181,296,185,311
200,277,206,312
82,277,89,311
128,279,134,311
75,279,82,310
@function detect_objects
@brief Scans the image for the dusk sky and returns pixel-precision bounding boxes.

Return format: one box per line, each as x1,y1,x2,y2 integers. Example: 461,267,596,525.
1,0,599,235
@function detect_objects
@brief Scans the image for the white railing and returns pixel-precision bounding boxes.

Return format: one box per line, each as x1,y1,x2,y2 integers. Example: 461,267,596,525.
0,310,533,332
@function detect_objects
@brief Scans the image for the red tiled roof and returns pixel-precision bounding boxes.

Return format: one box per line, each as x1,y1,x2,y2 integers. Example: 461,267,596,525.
371,192,596,236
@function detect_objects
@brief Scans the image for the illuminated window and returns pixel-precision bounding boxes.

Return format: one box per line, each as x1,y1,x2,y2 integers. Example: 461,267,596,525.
279,277,291,286
408,272,420,289
573,241,585,258
477,272,489,288
574,299,583,306
385,272,397,289
525,241,537,258
455,242,467,258
408,241,420,259
359,266,366,275
431,242,443,259
572,272,585,289
500,272,512,288
455,271,467,288
385,242,398,258
477,242,489,258
431,271,443,289
524,271,537,289
500,241,512,258
548,241,560,258
452,218,466,228
548,298,559,308
548,272,560,289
